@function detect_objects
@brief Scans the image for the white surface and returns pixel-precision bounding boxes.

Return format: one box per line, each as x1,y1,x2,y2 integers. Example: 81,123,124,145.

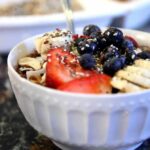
1,0,150,52
0,0,28,5
8,29,150,150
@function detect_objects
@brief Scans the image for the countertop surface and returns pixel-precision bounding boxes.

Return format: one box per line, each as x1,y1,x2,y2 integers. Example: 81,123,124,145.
0,55,61,150
1,21,150,150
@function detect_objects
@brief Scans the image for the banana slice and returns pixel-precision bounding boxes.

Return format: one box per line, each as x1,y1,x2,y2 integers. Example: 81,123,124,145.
111,76,145,93
135,59,150,70
111,59,150,92
116,70,150,88
125,66,150,78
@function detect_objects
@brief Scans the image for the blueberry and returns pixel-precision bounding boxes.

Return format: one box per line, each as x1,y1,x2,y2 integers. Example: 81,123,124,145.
77,39,98,54
85,34,107,51
125,50,137,65
89,31,101,38
120,55,126,65
137,51,150,59
88,33,108,52
96,35,108,50
101,45,120,63
125,36,138,48
103,27,124,47
103,52,115,62
83,24,101,36
74,37,85,47
79,54,96,69
106,45,120,54
121,38,135,53
103,56,125,76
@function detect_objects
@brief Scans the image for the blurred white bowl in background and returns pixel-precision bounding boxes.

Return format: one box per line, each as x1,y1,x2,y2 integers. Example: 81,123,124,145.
0,0,116,53
123,2,150,28
1,0,150,52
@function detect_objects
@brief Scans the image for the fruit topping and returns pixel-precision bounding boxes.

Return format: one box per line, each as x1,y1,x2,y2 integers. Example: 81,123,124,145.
121,38,135,53
111,59,150,93
77,38,98,55
79,53,96,69
101,45,120,63
137,51,150,59
125,50,137,65
18,25,149,94
72,34,79,40
46,47,94,88
103,56,126,76
83,24,101,37
103,27,123,47
124,36,139,48
58,73,112,94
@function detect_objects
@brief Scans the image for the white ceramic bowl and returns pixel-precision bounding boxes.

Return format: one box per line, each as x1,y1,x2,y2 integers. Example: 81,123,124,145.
8,29,150,150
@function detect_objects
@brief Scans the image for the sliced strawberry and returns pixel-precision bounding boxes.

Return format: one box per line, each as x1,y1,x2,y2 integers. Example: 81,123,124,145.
46,47,94,88
79,35,90,39
124,35,139,48
73,34,90,41
58,73,112,94
72,34,79,40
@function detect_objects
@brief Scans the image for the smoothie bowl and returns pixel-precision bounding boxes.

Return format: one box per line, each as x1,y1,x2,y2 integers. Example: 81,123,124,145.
8,25,150,150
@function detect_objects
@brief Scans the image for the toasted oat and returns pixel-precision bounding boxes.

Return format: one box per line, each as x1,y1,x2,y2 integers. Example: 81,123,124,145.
35,29,72,54
26,68,45,79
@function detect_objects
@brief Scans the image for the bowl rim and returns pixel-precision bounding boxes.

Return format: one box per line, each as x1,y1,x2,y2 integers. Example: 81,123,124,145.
0,10,119,28
7,28,150,100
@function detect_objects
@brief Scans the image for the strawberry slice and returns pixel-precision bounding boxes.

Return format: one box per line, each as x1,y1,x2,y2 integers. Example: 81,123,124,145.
58,73,112,94
73,34,90,41
46,47,93,88
72,34,79,40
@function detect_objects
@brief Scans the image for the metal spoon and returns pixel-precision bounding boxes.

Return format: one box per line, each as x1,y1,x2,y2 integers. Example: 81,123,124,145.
61,0,75,34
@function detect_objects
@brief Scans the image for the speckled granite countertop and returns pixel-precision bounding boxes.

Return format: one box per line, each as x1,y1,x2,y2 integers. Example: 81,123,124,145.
0,55,60,150
1,22,150,150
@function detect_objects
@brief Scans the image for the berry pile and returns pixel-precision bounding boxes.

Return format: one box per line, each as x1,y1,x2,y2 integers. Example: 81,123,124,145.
73,25,150,76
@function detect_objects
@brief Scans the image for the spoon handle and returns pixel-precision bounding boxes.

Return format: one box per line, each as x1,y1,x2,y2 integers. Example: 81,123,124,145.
61,0,75,34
